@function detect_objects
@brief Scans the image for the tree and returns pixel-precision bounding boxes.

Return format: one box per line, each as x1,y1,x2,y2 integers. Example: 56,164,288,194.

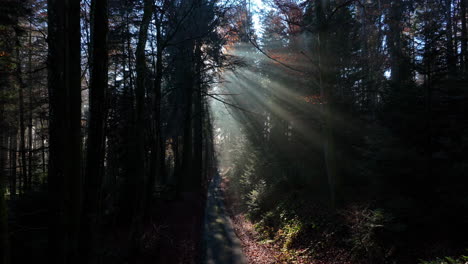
80,0,109,261
130,0,153,249
461,0,467,73
47,0,82,262
0,107,9,264
12,24,28,194
0,58,10,264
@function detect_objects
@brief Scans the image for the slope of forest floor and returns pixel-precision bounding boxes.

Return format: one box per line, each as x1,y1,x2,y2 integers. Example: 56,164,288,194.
220,178,275,263
222,177,329,264
137,191,205,264
222,172,468,264
7,188,206,264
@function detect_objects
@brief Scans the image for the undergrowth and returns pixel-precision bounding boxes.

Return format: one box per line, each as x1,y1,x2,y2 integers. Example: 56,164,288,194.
243,191,396,263
420,255,468,264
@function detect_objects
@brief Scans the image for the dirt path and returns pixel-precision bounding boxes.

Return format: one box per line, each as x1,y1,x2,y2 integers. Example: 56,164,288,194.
202,173,247,264
229,213,278,264
221,177,278,264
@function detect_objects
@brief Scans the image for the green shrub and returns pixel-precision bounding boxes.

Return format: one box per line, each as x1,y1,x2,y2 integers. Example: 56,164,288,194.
246,179,267,219
281,218,303,250
343,206,391,262
420,255,468,264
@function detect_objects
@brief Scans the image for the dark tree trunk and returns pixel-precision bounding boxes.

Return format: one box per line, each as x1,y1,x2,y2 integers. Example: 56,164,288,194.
47,0,82,263
316,0,338,208
28,27,34,190
388,1,403,86
181,46,194,192
424,23,434,194
9,129,17,197
39,117,46,177
203,104,214,189
445,0,456,76
0,68,10,264
193,43,203,192
80,0,109,262
118,6,137,224
147,18,163,214
16,43,27,193
131,0,153,249
461,0,467,73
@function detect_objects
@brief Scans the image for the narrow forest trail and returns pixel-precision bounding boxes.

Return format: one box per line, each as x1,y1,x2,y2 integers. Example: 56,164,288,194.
202,173,247,264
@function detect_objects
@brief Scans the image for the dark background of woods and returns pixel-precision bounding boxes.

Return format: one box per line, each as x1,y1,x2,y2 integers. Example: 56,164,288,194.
0,0,467,263
1,0,222,263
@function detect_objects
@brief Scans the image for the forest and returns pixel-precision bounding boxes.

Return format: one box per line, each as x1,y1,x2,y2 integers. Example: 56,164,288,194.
0,0,467,263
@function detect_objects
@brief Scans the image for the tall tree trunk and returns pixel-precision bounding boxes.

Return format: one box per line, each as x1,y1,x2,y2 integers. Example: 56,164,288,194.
0,67,11,264
146,18,164,213
193,43,203,192
445,0,456,76
16,43,27,193
9,129,17,197
28,26,34,190
424,15,434,195
461,0,467,73
131,0,152,250
118,5,136,224
155,28,164,187
173,136,181,184
203,106,213,187
181,45,194,192
0,134,10,264
47,0,82,263
39,117,46,177
389,0,403,85
359,4,372,113
80,0,109,262
316,0,338,208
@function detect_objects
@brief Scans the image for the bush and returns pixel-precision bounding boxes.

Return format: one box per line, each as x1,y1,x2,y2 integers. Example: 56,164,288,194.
280,218,303,250
343,205,392,262
420,255,468,264
246,179,267,219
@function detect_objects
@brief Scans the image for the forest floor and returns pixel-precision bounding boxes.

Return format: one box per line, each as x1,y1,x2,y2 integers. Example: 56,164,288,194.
135,191,205,264
221,177,278,264
221,175,468,264
221,177,320,264
228,212,279,264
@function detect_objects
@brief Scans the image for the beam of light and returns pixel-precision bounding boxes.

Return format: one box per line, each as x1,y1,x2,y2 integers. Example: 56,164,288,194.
212,1,368,173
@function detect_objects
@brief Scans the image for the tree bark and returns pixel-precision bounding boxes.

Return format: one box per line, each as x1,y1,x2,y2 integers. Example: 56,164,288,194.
316,0,338,208
9,129,17,197
388,1,403,85
39,117,46,177
445,0,456,76
47,0,82,263
461,0,467,73
181,45,194,192
0,134,10,264
146,15,165,213
131,0,153,250
0,62,11,264
80,0,109,262
27,26,34,190
15,42,27,193
193,42,203,192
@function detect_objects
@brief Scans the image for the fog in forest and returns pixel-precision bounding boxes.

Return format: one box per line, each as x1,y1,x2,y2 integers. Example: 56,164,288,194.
0,0,467,263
